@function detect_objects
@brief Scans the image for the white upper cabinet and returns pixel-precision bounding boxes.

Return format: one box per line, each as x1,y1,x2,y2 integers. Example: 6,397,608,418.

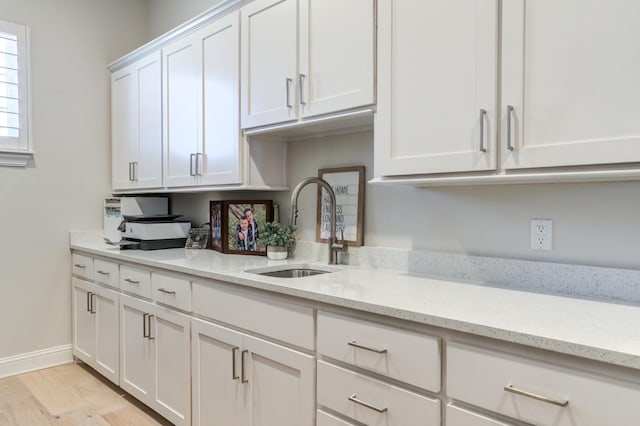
298,0,375,118
241,0,375,129
163,11,242,188
111,52,163,190
162,33,201,187
501,0,640,170
374,0,640,184
201,12,242,185
375,0,498,176
241,0,299,128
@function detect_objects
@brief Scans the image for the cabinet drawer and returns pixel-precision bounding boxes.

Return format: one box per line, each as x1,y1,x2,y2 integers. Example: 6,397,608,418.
120,266,151,298
447,342,640,426
317,361,440,426
192,281,314,350
151,272,191,312
94,259,119,288
72,253,94,281
317,410,357,426
446,404,514,426
317,311,440,392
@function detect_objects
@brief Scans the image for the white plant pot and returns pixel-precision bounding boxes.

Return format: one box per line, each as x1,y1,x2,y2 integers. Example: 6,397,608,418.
266,246,288,260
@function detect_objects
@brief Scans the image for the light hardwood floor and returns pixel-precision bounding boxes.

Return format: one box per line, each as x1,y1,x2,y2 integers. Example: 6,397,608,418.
0,362,172,425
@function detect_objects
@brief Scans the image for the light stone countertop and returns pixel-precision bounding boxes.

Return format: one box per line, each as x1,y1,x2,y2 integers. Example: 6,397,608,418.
70,234,640,371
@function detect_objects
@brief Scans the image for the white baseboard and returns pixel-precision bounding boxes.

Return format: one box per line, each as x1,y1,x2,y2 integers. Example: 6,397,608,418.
0,345,73,379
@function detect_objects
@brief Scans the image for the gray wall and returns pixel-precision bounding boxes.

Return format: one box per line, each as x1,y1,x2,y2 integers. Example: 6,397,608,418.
0,0,148,359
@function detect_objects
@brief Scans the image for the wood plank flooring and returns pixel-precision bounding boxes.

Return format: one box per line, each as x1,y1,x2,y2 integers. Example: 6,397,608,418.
0,362,172,426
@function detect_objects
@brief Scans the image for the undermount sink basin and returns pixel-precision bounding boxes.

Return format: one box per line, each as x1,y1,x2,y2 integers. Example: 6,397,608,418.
253,268,332,278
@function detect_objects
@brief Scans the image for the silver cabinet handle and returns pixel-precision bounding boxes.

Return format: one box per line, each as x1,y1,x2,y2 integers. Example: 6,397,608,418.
504,384,569,407
86,292,92,313
132,162,138,181
90,293,96,314
241,349,249,383
96,270,109,275
143,313,149,338
128,162,133,181
142,314,154,340
348,341,388,354
195,153,203,176
348,394,388,413
232,347,240,380
190,153,196,176
506,105,515,151
299,74,306,105
74,264,86,269
285,77,293,108
124,278,140,284
479,109,487,153
158,288,176,295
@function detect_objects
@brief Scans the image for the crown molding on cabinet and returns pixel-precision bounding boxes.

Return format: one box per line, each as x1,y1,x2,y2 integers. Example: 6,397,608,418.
108,0,251,72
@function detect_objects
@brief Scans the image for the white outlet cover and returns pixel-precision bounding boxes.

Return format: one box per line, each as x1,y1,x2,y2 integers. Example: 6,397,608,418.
531,219,553,251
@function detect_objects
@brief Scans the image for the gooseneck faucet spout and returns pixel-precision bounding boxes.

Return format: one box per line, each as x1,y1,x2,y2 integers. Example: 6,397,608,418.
290,177,342,265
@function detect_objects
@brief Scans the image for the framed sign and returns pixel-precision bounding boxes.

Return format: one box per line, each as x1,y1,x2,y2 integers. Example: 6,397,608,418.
316,166,365,246
222,200,273,255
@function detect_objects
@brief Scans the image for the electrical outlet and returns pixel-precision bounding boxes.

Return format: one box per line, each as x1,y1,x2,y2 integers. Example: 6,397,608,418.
531,219,553,251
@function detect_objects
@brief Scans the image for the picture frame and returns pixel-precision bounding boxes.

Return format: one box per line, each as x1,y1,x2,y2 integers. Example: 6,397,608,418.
221,200,273,255
209,200,224,252
316,166,365,246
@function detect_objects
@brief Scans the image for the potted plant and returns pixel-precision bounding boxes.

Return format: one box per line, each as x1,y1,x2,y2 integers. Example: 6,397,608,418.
261,222,297,260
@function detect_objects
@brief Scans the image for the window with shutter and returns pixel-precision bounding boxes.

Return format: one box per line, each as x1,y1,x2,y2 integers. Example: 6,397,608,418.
0,19,31,166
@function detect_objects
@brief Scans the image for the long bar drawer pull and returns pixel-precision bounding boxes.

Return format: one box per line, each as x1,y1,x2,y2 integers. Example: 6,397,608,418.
158,288,176,295
348,341,388,354
124,278,140,284
348,394,388,413
97,270,110,275
504,384,569,407
74,264,86,269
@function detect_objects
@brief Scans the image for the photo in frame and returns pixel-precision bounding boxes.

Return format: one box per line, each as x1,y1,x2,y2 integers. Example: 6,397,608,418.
222,200,273,255
316,166,365,246
209,201,224,252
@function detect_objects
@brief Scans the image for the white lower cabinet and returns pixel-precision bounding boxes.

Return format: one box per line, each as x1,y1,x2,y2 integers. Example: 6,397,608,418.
120,294,191,426
72,277,119,384
318,361,440,426
191,318,315,426
447,341,640,426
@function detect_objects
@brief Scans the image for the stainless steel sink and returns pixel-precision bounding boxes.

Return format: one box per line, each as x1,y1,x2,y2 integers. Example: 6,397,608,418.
254,268,331,278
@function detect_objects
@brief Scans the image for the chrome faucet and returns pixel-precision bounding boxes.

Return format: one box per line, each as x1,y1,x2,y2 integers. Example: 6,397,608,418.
290,177,343,264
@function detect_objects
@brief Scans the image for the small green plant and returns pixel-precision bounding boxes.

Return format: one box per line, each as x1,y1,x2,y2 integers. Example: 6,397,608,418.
261,222,297,249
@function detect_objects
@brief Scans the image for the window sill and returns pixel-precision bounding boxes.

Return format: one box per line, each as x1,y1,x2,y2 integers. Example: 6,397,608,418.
0,150,34,167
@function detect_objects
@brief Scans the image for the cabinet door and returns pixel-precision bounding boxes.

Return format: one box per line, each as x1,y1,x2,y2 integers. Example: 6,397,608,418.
112,52,162,190
111,65,137,190
152,305,191,426
192,319,245,426
241,0,298,128
72,278,95,362
163,34,201,187
119,294,155,406
199,12,242,185
299,0,375,118
244,334,315,426
501,1,640,169
136,52,163,188
93,285,119,385
375,0,498,176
